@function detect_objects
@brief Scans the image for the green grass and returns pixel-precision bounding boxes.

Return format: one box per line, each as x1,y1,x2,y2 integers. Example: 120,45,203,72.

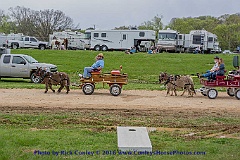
0,49,238,90
1,49,239,160
0,111,239,160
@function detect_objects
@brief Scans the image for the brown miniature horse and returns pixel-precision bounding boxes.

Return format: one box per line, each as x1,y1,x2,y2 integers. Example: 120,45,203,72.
35,68,70,94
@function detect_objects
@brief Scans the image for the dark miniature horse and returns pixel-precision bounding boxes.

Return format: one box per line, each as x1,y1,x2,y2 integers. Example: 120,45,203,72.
35,68,70,94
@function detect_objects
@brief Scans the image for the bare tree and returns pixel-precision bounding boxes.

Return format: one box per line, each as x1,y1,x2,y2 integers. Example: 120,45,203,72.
9,6,74,40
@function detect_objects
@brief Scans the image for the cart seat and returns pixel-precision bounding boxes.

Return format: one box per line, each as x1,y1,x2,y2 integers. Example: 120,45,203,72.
91,69,102,75
111,70,121,75
216,75,226,80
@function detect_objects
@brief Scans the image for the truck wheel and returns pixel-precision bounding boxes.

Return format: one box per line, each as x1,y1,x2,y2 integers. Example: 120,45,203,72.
207,88,218,99
82,83,94,95
227,88,235,97
102,45,108,51
110,84,121,96
235,89,240,100
30,72,41,83
39,45,45,50
12,43,18,49
94,45,101,51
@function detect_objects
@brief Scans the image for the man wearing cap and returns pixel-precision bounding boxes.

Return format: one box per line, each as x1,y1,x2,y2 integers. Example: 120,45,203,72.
79,53,104,78
198,56,219,80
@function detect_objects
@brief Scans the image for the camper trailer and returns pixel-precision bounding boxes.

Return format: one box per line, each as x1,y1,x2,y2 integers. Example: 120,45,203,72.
157,29,185,52
89,30,156,51
157,29,221,53
49,30,89,50
184,29,221,53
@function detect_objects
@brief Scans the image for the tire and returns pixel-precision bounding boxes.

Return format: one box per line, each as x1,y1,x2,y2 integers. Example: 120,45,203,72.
39,45,45,50
82,83,94,95
227,88,235,97
94,45,101,51
30,72,41,83
235,89,240,100
12,43,18,49
101,45,108,51
110,84,122,96
207,88,218,99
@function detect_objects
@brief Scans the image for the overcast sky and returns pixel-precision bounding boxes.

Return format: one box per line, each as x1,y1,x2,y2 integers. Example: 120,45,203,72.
1,0,240,30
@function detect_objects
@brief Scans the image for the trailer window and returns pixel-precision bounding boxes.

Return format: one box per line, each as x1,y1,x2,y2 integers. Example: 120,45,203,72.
158,33,177,40
3,55,11,64
93,33,99,38
139,32,145,37
208,37,213,42
193,35,201,44
179,35,182,39
123,34,127,40
101,33,106,37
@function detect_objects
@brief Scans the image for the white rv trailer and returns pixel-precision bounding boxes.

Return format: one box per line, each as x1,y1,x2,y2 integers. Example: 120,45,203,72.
184,29,221,53
89,30,156,51
49,30,89,49
157,29,221,53
157,29,185,52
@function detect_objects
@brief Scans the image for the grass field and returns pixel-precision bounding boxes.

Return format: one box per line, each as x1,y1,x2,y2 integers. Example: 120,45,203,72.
0,49,240,160
1,108,240,160
0,49,238,90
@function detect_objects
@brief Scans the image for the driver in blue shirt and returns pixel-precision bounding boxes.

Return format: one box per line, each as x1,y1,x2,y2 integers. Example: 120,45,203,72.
79,53,104,78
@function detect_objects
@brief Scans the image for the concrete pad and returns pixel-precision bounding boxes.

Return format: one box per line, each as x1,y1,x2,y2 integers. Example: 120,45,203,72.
117,126,152,151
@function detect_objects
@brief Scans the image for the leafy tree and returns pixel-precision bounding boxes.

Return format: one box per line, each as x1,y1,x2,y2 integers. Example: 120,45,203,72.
9,6,74,40
138,14,163,35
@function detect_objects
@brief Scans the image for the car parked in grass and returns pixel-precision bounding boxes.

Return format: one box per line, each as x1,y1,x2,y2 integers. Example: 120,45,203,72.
0,48,57,83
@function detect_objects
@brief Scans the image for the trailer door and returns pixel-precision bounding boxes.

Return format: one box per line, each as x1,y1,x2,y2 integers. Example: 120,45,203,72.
121,34,128,49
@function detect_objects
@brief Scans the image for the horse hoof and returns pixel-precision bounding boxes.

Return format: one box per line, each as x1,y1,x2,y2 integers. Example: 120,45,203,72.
53,90,55,93
44,91,47,94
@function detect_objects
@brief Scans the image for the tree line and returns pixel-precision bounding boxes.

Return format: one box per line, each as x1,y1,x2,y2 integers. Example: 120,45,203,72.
1,6,240,50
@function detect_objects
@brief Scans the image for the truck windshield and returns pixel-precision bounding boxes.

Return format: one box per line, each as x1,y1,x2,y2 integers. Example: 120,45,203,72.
158,33,177,40
23,55,38,64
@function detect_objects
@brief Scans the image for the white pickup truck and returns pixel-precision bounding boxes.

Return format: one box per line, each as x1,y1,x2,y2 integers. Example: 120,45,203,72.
0,48,57,83
7,36,48,50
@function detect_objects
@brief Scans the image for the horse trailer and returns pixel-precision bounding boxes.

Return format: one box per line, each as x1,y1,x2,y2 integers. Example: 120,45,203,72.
89,30,156,51
49,30,90,50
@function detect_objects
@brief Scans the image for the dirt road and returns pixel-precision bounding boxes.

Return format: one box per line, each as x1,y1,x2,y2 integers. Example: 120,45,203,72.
0,89,239,113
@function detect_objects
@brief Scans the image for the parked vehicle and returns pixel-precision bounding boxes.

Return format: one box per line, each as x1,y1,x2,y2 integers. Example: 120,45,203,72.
0,48,57,83
157,29,221,53
222,50,233,54
49,30,89,50
7,36,48,50
89,30,156,51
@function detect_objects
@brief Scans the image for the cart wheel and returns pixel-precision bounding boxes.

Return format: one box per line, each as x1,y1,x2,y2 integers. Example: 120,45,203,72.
235,89,240,100
207,88,218,99
110,84,121,96
227,88,235,97
82,83,94,95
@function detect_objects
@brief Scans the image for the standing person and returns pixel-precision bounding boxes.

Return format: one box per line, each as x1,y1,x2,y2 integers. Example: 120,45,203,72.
79,53,104,79
198,56,220,80
64,38,68,50
212,58,225,79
